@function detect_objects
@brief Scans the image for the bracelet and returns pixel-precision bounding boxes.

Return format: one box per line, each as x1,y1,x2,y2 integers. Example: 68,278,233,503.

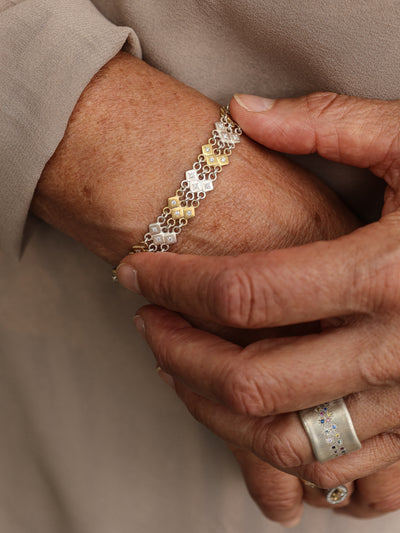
112,105,242,281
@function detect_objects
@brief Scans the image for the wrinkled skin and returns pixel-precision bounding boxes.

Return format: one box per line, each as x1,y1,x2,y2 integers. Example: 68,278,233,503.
118,92,400,524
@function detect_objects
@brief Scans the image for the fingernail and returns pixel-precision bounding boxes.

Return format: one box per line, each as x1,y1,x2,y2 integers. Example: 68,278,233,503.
234,93,275,112
280,515,302,528
134,315,146,338
156,367,175,389
116,263,141,294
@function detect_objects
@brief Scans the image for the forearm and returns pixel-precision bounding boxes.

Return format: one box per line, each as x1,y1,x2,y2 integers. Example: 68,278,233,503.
31,52,216,263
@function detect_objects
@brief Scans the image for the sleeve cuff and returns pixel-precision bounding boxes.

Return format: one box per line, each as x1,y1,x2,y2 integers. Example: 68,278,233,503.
0,0,141,257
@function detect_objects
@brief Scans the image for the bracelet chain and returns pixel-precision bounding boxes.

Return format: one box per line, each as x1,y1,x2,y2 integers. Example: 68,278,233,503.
112,105,242,281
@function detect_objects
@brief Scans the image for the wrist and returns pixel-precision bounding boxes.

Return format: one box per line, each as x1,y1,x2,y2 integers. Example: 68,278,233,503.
31,52,221,264
31,52,359,266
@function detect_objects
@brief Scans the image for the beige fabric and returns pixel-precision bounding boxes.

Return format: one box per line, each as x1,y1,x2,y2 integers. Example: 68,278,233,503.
0,1,399,532
0,0,140,256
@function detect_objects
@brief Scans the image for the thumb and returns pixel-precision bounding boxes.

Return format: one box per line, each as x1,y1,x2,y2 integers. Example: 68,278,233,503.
230,92,400,179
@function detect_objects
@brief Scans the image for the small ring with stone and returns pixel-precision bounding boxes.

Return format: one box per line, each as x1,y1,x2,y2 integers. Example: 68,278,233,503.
300,480,349,505
298,398,361,463
326,485,348,505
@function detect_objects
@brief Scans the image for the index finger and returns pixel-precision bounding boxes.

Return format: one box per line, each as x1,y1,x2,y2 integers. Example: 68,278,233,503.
117,218,396,328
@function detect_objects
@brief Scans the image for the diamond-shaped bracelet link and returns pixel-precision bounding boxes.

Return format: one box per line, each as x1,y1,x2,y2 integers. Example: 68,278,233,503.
112,106,242,281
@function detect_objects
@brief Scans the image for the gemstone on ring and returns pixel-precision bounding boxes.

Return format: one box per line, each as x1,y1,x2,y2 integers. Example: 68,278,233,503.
299,398,361,463
326,485,348,505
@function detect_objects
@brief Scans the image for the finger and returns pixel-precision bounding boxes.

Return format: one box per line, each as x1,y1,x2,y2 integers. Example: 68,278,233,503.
298,433,400,490
302,480,354,509
337,461,400,518
138,305,398,417
175,380,400,488
229,92,400,177
172,366,400,470
229,445,303,527
119,212,400,329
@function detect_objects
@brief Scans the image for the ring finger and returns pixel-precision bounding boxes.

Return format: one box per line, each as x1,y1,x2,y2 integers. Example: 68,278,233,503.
172,379,400,487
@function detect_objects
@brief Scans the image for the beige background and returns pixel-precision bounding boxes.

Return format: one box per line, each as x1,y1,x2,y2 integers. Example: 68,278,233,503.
0,1,398,531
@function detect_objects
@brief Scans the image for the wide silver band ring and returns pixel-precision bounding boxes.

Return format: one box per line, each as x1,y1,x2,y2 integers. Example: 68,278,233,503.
299,398,361,463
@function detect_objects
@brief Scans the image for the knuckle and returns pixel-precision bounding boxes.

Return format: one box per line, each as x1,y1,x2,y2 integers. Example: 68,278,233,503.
304,92,365,162
304,92,342,120
373,280,399,318
250,489,298,515
151,264,176,306
255,425,304,469
370,496,400,514
181,389,206,425
335,219,400,317
211,266,266,328
222,362,271,416
152,333,170,369
304,92,343,158
304,463,343,491
372,230,400,312
382,432,400,459
357,322,400,387
379,132,400,182
388,428,400,442
372,112,400,179
356,217,400,314
155,325,190,371
356,342,389,389
185,401,205,427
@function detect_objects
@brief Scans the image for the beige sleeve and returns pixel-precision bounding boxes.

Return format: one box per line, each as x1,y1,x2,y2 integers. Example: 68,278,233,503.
0,0,141,257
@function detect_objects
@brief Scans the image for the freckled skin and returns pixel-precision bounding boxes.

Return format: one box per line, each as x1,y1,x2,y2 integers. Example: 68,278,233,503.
32,53,358,265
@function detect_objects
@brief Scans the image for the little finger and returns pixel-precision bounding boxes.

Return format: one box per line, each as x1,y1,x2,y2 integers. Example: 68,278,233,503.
230,445,303,527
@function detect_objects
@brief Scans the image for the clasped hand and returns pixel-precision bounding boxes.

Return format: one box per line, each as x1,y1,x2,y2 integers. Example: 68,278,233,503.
118,92,400,525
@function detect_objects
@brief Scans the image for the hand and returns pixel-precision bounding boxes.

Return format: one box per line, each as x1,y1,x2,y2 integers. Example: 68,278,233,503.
30,54,357,526
117,92,400,519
